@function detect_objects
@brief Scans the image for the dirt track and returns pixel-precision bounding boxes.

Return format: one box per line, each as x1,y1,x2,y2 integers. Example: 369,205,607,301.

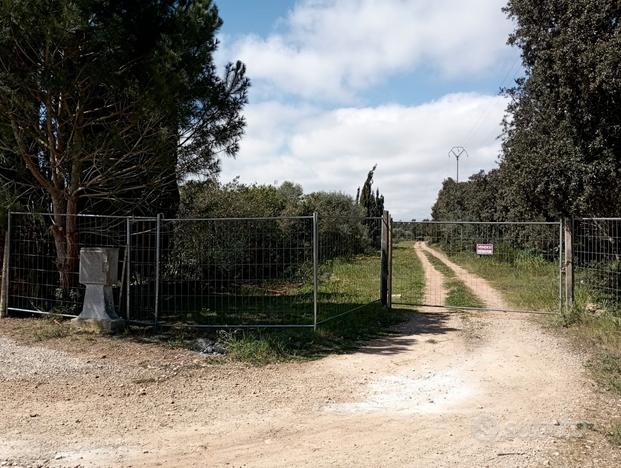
0,243,618,467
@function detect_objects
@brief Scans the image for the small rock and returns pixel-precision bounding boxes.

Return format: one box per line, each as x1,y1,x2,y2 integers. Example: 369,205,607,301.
54,454,63,460
29,413,39,418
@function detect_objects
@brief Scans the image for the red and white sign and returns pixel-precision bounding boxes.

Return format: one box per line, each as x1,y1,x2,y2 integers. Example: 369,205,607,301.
476,244,494,255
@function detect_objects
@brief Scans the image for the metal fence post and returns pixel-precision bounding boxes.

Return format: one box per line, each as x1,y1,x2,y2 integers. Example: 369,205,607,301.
564,217,574,310
126,217,131,321
387,213,393,309
558,220,563,314
154,214,162,329
380,210,389,307
0,212,10,318
313,212,319,330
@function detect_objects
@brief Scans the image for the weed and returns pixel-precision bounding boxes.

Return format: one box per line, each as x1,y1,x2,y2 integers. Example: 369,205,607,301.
31,315,71,342
556,304,621,450
587,351,621,394
608,421,621,446
217,303,405,365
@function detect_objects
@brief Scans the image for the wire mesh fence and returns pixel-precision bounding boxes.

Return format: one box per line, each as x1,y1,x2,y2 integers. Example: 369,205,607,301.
6,211,584,325
4,212,386,328
573,218,621,312
157,216,315,327
391,221,562,312
317,216,384,324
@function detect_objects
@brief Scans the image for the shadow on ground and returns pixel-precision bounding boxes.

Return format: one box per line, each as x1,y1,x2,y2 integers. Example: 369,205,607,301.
355,306,460,356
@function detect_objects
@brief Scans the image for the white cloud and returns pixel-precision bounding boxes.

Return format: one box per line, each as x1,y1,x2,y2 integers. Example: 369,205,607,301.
220,93,508,220
224,0,515,101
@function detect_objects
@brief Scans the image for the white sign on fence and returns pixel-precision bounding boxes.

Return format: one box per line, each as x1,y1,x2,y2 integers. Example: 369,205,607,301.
476,243,494,255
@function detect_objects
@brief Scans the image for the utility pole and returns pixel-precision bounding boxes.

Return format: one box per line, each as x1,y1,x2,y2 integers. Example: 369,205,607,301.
448,146,468,182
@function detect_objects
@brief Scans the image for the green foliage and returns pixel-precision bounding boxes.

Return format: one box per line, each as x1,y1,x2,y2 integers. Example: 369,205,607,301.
302,191,370,259
356,165,384,247
157,181,378,324
0,0,249,218
357,165,385,218
0,0,249,291
178,180,372,264
433,1,621,221
431,170,505,221
180,179,293,218
500,0,621,219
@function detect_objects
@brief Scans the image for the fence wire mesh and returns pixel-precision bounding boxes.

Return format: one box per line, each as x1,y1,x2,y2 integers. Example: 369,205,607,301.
157,217,315,327
573,218,621,312
127,218,158,323
391,221,562,312
5,212,385,328
8,213,130,317
317,216,383,324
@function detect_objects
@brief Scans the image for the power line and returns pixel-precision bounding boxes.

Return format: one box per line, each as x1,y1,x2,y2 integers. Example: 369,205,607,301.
463,57,522,152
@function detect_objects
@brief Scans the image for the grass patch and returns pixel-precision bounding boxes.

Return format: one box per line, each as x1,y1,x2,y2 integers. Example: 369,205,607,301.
391,241,425,304
594,352,621,394
157,251,390,327
554,302,621,449
220,246,423,364
445,251,559,311
145,250,415,365
561,289,621,350
317,252,383,322
561,305,621,394
30,315,72,342
424,252,484,308
214,303,404,365
608,421,621,446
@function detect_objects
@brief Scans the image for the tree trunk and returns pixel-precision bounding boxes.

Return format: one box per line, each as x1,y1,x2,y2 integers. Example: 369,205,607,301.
65,197,79,287
50,196,79,290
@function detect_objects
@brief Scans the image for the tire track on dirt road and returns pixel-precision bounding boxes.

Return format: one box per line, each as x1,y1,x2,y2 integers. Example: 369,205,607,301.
418,242,508,311
414,241,448,309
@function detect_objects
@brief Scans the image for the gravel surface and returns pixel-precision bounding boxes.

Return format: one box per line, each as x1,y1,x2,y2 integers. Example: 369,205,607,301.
0,337,120,380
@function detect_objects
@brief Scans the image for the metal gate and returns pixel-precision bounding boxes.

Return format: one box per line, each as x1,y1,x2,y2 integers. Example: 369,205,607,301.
390,221,563,314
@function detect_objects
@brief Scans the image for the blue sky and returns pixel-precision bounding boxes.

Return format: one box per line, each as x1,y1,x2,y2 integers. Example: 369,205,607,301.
215,0,521,219
218,1,294,37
